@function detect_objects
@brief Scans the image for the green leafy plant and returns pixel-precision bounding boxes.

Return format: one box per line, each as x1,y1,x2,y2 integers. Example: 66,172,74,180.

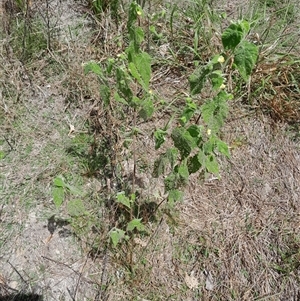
154,19,258,203
52,175,86,217
84,1,153,248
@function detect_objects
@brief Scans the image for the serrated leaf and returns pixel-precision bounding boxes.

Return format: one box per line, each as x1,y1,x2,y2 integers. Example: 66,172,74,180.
154,128,167,150
65,183,83,196
126,218,145,232
116,67,133,102
205,155,219,175
178,162,189,184
221,23,244,50
84,61,103,76
114,92,128,105
164,172,177,191
171,127,197,159
166,147,178,169
189,65,211,95
168,189,183,205
180,98,197,125
116,192,132,209
210,70,224,90
67,199,85,217
110,228,126,247
234,41,258,82
216,139,230,157
139,98,154,120
100,84,111,107
129,52,151,90
187,154,202,174
201,91,228,133
52,186,64,208
53,176,65,187
153,154,168,178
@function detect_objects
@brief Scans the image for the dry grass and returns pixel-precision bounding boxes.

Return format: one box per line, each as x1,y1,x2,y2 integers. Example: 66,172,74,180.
0,0,299,300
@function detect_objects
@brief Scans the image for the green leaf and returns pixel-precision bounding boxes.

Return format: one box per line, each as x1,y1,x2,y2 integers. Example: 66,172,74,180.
153,154,168,178
164,172,177,191
201,91,229,133
100,84,111,107
126,218,145,232
53,176,65,187
205,155,219,175
210,70,224,90
114,92,128,105
64,183,83,196
84,61,103,76
128,51,151,90
67,199,85,217
168,189,183,205
52,186,64,208
189,65,211,95
171,127,197,159
139,98,154,120
234,41,258,82
110,228,126,247
116,67,133,103
180,99,197,125
166,147,178,169
178,162,189,184
116,192,132,209
154,128,167,150
221,22,244,50
187,154,202,174
216,139,230,157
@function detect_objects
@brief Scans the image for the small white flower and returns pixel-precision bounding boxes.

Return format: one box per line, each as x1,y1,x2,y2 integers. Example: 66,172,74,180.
220,83,226,89
217,55,225,63
207,129,211,136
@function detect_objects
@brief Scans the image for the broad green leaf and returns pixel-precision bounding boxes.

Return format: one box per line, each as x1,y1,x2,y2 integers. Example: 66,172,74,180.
201,91,229,133
114,92,128,105
64,183,83,196
128,51,151,90
180,99,197,125
187,124,202,145
84,61,103,76
116,67,133,102
110,228,126,247
189,65,211,95
210,70,224,90
67,199,85,217
234,41,258,82
116,192,132,209
166,148,178,169
100,84,111,107
221,23,244,50
126,218,145,232
178,162,189,184
205,155,219,175
164,172,177,191
139,98,154,120
52,186,64,208
153,154,168,178
168,189,183,205
53,176,65,187
187,154,202,174
216,139,230,157
171,127,197,159
154,128,167,150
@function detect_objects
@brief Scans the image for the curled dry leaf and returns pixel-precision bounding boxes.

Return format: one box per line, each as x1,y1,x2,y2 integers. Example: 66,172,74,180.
184,271,199,289
204,270,214,291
